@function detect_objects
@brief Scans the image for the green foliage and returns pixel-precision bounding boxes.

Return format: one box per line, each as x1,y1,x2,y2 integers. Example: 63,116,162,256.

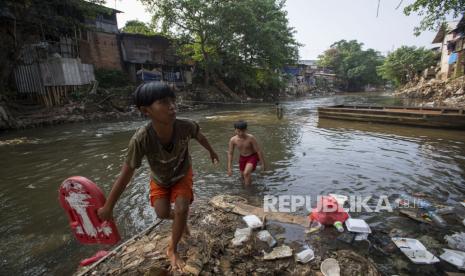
377,46,438,86
95,69,130,88
317,40,384,91
404,0,465,35
139,0,299,96
121,20,155,35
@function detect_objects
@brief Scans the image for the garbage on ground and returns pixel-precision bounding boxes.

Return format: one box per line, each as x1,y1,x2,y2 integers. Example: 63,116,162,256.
399,209,433,225
320,258,341,276
333,221,344,232
306,220,324,234
355,233,369,241
309,196,349,225
243,215,263,229
257,230,277,247
79,250,109,266
329,194,348,206
263,245,293,260
435,206,455,215
295,248,315,264
440,249,465,270
391,237,440,264
337,232,356,244
445,232,465,251
396,194,447,227
231,227,252,246
427,211,447,228
345,218,371,235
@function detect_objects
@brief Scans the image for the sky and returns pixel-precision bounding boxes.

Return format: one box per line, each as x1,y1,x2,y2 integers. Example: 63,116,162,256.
105,0,440,60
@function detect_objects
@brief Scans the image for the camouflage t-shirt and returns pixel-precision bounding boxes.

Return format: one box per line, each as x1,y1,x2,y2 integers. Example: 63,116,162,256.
125,118,199,187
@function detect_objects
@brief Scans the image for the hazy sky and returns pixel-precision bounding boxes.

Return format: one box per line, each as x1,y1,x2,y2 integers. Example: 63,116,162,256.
105,0,439,60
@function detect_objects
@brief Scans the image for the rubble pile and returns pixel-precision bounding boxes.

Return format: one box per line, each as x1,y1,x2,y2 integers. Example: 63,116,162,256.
396,76,465,107
76,196,379,276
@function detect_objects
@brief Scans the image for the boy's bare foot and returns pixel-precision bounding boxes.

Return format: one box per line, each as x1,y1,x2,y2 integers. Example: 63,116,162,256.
167,246,185,272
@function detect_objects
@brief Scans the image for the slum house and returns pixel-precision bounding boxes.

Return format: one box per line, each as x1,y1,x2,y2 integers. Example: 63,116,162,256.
447,17,465,79
2,3,98,107
432,20,461,80
283,61,336,88
119,33,192,86
78,4,123,71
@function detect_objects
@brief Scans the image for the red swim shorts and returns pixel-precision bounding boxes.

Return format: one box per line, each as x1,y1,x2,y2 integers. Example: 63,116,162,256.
239,153,260,172
149,167,194,206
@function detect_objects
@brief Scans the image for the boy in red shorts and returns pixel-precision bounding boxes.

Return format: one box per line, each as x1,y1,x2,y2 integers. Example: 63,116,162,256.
227,120,266,185
97,82,218,272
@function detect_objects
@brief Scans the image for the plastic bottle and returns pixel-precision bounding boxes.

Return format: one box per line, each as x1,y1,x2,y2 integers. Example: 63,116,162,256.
435,206,455,215
333,221,344,232
428,211,447,228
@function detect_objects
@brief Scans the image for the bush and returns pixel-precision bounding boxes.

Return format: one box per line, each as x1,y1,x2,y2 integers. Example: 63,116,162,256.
95,69,130,88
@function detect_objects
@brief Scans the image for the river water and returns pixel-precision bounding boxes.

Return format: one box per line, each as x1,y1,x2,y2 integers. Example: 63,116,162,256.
1,92,465,275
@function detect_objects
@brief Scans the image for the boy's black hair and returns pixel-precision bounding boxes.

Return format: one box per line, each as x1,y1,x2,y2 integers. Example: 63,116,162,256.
133,82,175,108
234,120,247,130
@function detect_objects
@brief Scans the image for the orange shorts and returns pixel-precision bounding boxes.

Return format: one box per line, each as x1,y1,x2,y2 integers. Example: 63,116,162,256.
149,167,194,206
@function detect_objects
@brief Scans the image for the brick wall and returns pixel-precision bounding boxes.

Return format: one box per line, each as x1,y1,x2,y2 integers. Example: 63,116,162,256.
79,31,122,70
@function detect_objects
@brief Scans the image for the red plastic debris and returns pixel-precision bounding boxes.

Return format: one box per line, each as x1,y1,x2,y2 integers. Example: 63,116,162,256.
309,195,349,225
79,250,109,266
59,176,120,245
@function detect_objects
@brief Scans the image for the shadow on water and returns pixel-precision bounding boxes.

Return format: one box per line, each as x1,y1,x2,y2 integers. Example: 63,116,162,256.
1,92,465,275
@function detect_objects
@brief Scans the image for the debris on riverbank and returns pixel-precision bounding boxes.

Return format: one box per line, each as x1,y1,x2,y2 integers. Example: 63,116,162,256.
395,76,465,107
75,195,380,276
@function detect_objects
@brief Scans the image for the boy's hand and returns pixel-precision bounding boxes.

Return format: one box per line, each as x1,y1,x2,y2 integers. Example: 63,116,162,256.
210,151,219,164
97,205,113,221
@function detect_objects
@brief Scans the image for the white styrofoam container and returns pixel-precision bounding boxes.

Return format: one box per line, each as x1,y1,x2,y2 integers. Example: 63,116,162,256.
391,237,440,264
440,249,465,270
345,218,371,234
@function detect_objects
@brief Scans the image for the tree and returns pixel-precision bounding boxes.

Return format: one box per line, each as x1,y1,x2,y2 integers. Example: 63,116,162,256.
121,20,155,35
140,0,299,96
404,0,465,35
377,46,438,86
318,40,384,91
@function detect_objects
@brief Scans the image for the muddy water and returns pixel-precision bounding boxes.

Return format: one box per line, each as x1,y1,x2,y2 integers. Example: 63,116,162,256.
1,92,465,275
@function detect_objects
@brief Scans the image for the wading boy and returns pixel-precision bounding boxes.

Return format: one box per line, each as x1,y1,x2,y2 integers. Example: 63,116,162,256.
227,120,266,185
98,82,219,272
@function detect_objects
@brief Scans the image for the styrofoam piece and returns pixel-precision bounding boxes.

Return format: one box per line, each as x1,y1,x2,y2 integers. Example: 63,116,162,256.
263,245,293,260
329,194,348,206
257,230,277,247
345,218,371,234
391,237,440,264
440,249,465,270
295,248,315,263
231,227,252,246
321,258,341,276
445,232,465,251
355,233,369,241
461,202,465,208
243,215,263,229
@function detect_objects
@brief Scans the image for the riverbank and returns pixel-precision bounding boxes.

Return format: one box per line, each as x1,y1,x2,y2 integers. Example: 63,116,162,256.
395,76,465,107
0,82,334,131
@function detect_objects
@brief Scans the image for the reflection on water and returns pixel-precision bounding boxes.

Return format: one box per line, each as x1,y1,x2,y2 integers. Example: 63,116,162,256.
1,92,465,275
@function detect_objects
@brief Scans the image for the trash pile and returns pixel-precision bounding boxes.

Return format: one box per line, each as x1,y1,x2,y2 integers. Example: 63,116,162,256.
74,193,465,275
395,76,465,107
75,195,380,276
